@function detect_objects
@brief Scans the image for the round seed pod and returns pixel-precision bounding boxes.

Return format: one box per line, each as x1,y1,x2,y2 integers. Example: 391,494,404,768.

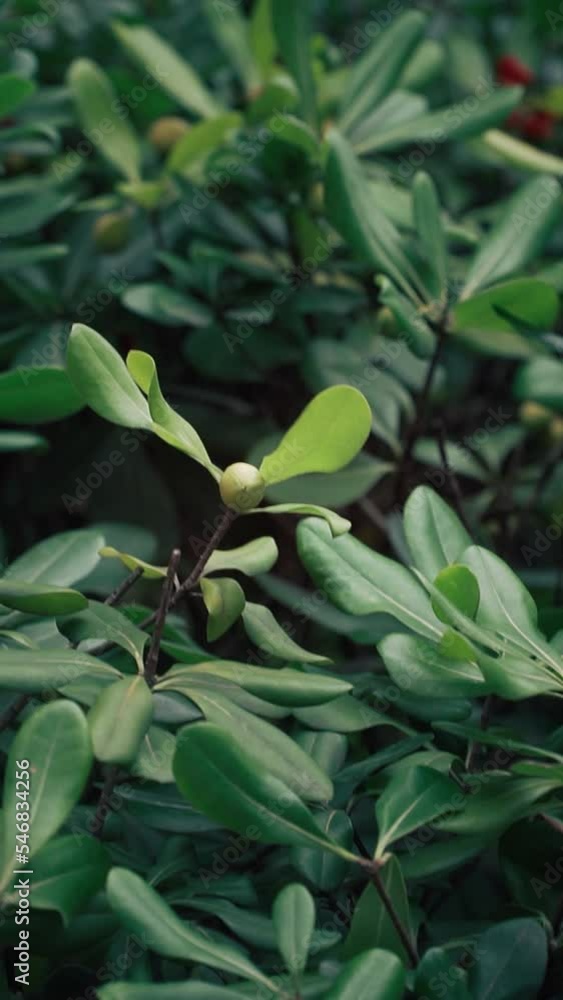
93,212,131,253
519,401,553,430
219,462,266,512
147,116,190,153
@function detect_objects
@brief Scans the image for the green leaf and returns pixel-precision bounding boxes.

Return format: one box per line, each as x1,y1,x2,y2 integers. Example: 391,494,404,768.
0,73,35,117
202,2,259,95
0,244,68,274
461,177,562,299
106,867,274,989
122,285,213,328
0,581,87,615
451,278,559,358
67,59,141,181
375,765,464,859
162,661,351,707
272,0,317,129
59,600,148,671
250,0,277,79
469,918,548,1000
259,386,371,485
413,171,447,300
0,431,48,453
173,722,354,856
165,689,333,802
23,835,110,925
166,113,243,176
100,546,167,580
325,129,427,303
88,677,153,766
126,350,219,477
339,11,427,133
66,325,153,430
292,810,354,890
0,648,120,693
357,86,523,155
0,367,84,424
99,986,257,1000
376,276,436,359
437,775,559,836
416,948,472,1000
201,577,246,641
131,725,176,784
404,486,472,579
111,21,222,119
297,517,442,640
432,564,480,625
3,528,104,586
480,128,563,176
250,503,351,537
0,701,93,891
379,633,487,698
325,949,406,1000
242,602,331,664
204,537,279,577
343,855,411,963
273,883,315,976
514,357,563,410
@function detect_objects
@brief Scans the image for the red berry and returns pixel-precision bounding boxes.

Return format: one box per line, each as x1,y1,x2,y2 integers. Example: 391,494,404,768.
496,55,534,86
522,110,556,141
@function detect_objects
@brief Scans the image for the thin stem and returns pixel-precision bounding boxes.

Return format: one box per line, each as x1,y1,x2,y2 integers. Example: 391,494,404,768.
437,421,473,536
368,863,418,968
394,326,446,503
92,764,119,841
144,548,181,688
465,694,494,772
104,566,143,607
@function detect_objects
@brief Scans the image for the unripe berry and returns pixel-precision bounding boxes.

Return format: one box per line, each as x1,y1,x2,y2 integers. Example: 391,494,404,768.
219,462,266,512
93,212,131,253
519,401,553,429
549,416,563,445
147,116,190,153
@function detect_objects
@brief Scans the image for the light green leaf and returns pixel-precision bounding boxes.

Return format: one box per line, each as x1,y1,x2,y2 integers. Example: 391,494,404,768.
88,677,153,766
249,503,351,537
272,0,317,129
480,128,563,177
404,486,472,580
132,725,176,784
111,21,222,119
106,867,274,989
0,701,93,891
250,0,276,79
375,765,464,859
0,73,35,117
0,648,120,693
203,2,259,94
122,285,213,328
4,529,104,587
259,386,371,485
451,278,559,357
99,546,167,580
0,581,87,616
514,357,563,410
166,113,243,176
379,633,487,698
413,171,447,300
126,350,219,477
242,602,331,664
161,661,350,707
204,537,279,577
66,325,153,430
376,276,435,359
432,564,480,625
173,722,355,857
58,600,148,671
67,59,141,181
0,367,84,425
325,949,406,1000
461,177,562,299
201,577,246,642
273,883,315,976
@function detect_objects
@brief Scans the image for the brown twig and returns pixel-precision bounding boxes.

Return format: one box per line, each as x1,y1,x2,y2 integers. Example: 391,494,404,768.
92,764,119,840
144,548,181,687
366,861,419,968
104,566,144,607
437,420,473,536
0,693,31,735
394,326,446,503
465,694,494,772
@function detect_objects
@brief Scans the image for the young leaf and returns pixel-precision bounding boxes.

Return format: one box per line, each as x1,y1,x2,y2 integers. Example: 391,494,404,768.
203,537,279,577
0,701,93,890
297,517,443,639
173,722,355,856
461,176,561,299
413,171,447,300
67,59,141,181
166,113,243,177
126,350,220,479
272,883,315,976
339,11,427,133
201,577,246,641
451,278,559,357
375,765,464,859
66,325,153,430
272,0,317,129
379,633,487,698
343,855,411,963
0,580,87,616
432,564,480,625
106,867,274,989
325,129,427,303
325,949,406,1000
404,486,472,580
0,73,35,117
111,21,223,119
100,546,167,580
242,602,331,664
376,276,436,359
259,386,371,485
249,503,351,537
88,677,153,766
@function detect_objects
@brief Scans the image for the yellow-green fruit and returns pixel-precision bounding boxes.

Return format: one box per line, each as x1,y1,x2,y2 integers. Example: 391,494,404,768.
93,212,131,253
549,416,563,444
378,306,400,339
147,116,190,153
4,152,28,174
519,400,553,429
220,462,266,512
